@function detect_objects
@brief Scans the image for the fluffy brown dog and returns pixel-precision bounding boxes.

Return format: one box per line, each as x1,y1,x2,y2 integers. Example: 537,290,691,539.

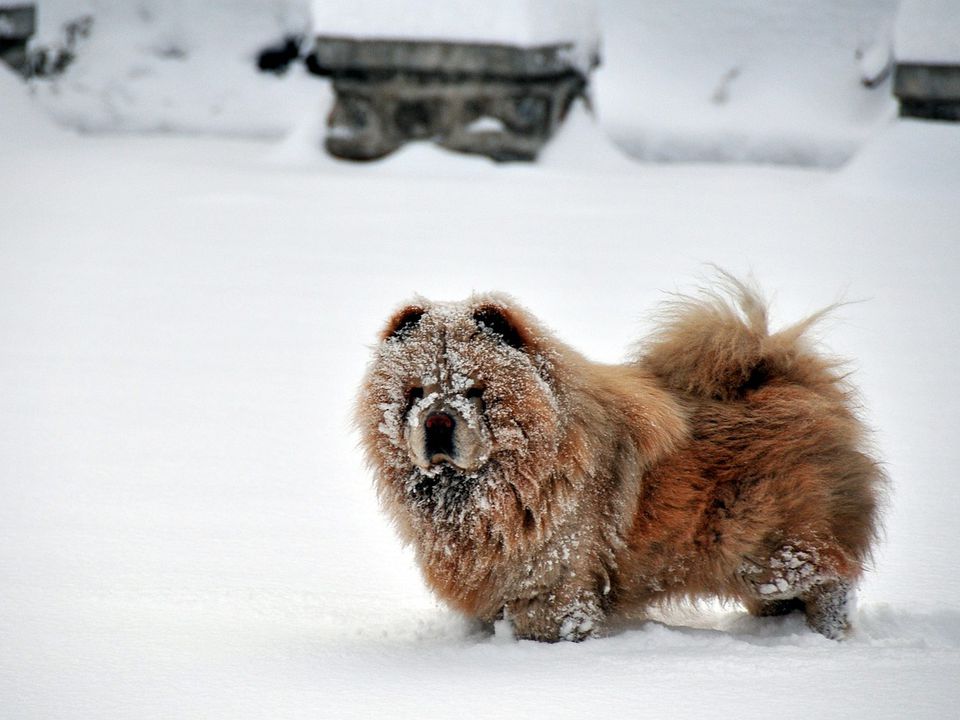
356,277,883,641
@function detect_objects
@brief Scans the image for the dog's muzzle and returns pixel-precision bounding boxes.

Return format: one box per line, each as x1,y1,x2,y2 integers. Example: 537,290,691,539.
408,401,489,473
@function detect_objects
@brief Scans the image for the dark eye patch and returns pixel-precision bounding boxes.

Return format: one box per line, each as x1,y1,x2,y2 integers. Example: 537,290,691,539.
406,386,424,406
465,386,484,399
473,306,525,351
387,307,425,339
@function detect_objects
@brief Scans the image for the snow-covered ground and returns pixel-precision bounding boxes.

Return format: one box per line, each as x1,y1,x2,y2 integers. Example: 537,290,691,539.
3,2,960,718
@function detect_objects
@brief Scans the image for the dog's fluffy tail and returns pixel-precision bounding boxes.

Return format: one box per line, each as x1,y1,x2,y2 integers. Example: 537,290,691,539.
636,273,843,401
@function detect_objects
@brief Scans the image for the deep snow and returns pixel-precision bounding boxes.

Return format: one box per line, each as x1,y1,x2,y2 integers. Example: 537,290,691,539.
3,2,960,718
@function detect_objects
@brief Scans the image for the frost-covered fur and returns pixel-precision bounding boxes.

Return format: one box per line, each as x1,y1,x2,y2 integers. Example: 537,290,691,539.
356,278,883,641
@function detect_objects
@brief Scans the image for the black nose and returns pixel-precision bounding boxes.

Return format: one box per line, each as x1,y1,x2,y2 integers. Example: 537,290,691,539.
424,412,455,459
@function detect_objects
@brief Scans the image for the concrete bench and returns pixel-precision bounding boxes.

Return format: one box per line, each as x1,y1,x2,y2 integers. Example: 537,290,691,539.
307,1,599,161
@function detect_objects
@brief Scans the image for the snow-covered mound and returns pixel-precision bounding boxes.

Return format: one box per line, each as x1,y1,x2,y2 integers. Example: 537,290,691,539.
28,0,319,136
0,65,62,148
839,119,960,197
596,0,901,166
537,100,638,173
311,0,599,49
894,0,960,64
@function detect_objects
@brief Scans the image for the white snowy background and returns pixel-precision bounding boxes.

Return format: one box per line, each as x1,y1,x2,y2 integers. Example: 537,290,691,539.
2,1,959,718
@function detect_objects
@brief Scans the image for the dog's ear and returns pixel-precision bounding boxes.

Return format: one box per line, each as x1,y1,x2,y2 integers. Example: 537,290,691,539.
472,304,528,352
383,305,425,341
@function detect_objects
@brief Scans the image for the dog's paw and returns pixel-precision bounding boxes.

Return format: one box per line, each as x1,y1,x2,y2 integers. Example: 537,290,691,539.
508,590,603,642
557,601,601,642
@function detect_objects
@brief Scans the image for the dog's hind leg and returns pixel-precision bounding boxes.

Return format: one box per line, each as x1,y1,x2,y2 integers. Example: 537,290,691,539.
802,578,854,639
739,540,857,639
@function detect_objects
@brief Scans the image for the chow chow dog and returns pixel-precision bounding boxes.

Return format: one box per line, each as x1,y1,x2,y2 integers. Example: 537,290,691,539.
356,277,882,641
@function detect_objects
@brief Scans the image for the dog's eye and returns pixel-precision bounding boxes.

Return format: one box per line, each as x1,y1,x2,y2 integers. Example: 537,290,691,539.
405,386,424,405
465,386,484,400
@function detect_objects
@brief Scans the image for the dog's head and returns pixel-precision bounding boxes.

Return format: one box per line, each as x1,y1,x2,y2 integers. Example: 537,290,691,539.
358,294,564,525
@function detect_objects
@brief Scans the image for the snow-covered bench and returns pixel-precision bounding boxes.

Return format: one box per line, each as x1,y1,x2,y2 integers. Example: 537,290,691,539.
893,0,960,121
0,3,35,76
306,0,600,161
